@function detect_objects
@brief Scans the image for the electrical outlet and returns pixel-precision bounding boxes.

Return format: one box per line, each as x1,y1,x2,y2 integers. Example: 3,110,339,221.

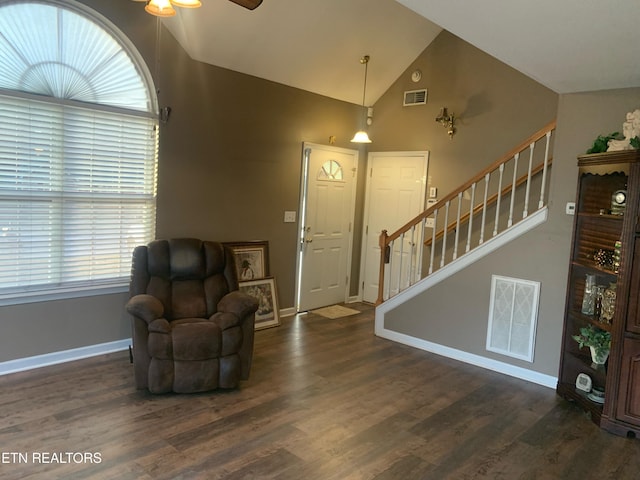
566,202,575,215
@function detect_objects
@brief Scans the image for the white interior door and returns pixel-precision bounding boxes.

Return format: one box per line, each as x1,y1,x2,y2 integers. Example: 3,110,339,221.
296,143,358,312
360,151,428,303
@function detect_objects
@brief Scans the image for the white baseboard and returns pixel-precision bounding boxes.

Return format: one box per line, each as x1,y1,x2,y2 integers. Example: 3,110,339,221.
375,326,557,389
280,307,297,318
0,339,131,376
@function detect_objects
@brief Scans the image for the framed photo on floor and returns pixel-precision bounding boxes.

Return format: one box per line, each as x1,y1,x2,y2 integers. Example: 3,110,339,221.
224,241,270,281
238,276,280,330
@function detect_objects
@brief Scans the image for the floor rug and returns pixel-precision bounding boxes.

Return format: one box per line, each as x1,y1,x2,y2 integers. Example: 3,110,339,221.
310,304,360,319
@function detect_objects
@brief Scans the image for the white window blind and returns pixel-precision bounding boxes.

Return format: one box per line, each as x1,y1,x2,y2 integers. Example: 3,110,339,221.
0,1,158,301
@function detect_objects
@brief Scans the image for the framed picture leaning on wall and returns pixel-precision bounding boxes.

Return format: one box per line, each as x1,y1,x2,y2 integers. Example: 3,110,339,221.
224,241,270,281
238,277,280,330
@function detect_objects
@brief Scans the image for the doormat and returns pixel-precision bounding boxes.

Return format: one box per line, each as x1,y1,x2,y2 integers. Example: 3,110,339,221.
310,305,360,319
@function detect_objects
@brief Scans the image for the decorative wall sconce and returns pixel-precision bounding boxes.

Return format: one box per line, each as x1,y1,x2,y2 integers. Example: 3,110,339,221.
159,106,172,123
435,107,456,138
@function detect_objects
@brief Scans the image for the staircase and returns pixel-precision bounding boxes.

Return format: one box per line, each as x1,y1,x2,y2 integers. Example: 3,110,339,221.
376,120,556,305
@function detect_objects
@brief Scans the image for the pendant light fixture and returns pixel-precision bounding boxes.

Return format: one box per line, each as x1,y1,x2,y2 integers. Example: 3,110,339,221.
351,55,372,144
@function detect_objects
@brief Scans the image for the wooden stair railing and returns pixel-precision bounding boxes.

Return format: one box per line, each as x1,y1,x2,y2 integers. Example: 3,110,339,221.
377,119,556,305
424,159,552,248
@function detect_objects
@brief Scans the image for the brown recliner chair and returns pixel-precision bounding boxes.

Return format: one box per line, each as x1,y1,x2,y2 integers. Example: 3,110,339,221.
126,238,259,394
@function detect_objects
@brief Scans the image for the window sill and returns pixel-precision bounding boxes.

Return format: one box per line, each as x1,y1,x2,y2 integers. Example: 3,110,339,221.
0,284,129,307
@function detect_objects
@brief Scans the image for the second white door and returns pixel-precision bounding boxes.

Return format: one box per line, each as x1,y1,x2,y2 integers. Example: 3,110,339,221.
360,151,428,303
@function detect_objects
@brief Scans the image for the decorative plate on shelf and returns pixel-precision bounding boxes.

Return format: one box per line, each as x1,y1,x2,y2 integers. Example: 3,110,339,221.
587,392,605,404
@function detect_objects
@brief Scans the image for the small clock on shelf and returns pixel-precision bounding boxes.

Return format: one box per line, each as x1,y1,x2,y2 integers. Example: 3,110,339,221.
576,373,592,393
611,189,626,215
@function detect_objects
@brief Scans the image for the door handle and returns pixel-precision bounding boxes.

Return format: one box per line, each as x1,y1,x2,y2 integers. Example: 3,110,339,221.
302,226,313,244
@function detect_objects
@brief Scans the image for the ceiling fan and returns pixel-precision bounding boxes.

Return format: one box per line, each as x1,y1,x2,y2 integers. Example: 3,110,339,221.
228,0,262,9
140,0,263,17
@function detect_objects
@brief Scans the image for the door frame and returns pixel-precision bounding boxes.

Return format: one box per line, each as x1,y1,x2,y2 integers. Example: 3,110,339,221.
358,150,429,303
294,142,359,312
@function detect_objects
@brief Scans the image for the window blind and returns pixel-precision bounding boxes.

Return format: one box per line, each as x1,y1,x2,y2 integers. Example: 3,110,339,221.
0,93,157,295
0,0,158,301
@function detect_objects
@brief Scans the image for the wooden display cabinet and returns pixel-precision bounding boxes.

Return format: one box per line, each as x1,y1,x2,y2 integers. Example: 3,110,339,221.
557,150,640,438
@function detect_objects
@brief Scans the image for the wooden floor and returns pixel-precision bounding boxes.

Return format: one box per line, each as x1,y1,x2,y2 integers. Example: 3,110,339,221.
1,303,639,479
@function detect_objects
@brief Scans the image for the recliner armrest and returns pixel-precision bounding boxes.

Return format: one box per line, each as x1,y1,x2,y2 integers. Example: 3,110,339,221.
126,294,165,324
217,291,259,321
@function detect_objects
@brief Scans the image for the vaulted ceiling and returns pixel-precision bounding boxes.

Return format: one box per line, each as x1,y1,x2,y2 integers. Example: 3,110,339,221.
161,0,640,106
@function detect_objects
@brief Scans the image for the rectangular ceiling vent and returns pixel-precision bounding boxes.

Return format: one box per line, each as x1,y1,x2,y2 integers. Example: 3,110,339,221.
403,89,427,106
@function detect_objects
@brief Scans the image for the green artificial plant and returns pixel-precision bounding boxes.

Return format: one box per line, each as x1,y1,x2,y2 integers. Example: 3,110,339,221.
572,324,611,359
586,132,622,154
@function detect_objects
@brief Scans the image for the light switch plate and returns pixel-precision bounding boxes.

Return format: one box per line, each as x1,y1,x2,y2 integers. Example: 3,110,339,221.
284,211,296,223
566,202,575,215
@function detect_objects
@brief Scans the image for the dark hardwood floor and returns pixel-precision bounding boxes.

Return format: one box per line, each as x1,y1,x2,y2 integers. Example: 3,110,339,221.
1,303,639,479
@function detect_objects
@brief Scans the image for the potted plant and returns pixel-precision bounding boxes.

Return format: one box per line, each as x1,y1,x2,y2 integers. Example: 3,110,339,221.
572,325,611,364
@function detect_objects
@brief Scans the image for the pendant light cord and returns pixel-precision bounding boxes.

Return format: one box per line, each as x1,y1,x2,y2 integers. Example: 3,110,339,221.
360,55,370,129
361,57,368,108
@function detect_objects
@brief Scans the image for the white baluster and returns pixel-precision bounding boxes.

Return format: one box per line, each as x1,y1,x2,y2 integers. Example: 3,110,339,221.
429,208,437,275
453,191,462,260
480,173,490,244
523,142,534,218
466,183,476,253
417,219,425,281
508,153,519,227
538,131,552,209
440,201,450,268
398,232,405,294
493,163,505,237
409,225,416,286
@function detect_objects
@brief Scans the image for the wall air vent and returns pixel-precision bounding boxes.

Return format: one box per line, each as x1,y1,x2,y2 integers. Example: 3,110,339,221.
403,89,427,106
486,275,540,363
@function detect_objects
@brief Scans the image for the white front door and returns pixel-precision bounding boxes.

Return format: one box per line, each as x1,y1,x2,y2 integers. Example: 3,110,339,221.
360,151,428,303
296,143,358,312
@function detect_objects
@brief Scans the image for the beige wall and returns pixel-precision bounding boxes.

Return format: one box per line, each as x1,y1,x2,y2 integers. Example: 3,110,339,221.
382,68,640,376
152,22,365,303
369,31,558,193
1,0,637,374
0,0,363,362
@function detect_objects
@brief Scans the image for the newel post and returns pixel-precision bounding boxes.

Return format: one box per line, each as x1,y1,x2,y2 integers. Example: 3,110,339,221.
376,229,389,305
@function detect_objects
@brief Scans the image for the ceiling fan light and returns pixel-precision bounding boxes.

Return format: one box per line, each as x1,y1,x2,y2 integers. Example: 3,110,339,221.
145,0,176,16
350,130,372,143
171,0,202,8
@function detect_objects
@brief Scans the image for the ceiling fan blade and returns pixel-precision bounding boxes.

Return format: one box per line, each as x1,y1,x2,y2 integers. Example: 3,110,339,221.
228,0,263,10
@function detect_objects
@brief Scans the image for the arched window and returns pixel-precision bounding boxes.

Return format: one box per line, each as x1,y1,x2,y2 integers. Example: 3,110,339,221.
0,0,158,303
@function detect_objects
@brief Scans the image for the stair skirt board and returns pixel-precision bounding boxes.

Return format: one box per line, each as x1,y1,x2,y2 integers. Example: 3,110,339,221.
375,207,553,388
